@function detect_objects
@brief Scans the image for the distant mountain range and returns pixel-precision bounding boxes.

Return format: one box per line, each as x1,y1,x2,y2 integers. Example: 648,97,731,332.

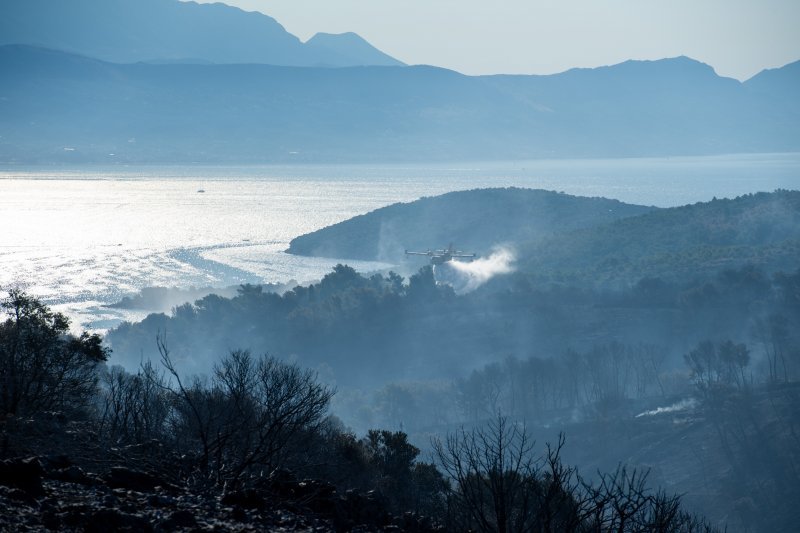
0,0,798,163
0,45,797,163
0,0,403,67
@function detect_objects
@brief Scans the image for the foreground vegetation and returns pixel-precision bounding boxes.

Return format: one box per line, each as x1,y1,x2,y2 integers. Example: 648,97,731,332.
0,290,726,531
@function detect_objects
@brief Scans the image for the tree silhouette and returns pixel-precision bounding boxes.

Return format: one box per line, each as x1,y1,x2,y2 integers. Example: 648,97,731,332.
0,289,108,418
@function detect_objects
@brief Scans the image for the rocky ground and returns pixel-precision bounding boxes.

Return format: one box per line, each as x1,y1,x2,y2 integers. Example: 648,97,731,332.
0,413,441,532
0,453,438,532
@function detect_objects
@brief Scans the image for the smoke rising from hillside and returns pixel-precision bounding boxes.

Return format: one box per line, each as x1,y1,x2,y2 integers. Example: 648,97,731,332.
636,398,697,418
436,246,516,294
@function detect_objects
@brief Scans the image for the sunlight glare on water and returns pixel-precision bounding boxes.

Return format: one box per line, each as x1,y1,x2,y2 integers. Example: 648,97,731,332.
1,155,798,330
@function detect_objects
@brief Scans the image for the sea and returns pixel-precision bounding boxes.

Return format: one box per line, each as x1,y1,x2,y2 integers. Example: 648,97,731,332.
1,153,798,334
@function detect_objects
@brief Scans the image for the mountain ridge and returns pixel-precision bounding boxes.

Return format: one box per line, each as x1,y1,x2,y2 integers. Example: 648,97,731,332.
0,0,401,68
305,32,405,67
1,45,798,163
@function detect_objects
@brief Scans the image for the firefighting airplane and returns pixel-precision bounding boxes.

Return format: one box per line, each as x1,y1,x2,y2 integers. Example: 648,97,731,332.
404,244,477,265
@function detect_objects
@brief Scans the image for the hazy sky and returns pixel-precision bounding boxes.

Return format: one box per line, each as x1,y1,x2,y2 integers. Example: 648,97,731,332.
193,0,799,80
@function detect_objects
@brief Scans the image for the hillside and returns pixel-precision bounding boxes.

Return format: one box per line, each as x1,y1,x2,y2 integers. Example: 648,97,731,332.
1,46,798,163
0,0,401,67
287,189,800,286
534,383,800,531
287,188,657,261
521,190,800,285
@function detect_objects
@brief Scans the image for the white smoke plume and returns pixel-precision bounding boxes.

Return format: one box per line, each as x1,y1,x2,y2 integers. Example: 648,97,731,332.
435,246,516,294
635,398,697,418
